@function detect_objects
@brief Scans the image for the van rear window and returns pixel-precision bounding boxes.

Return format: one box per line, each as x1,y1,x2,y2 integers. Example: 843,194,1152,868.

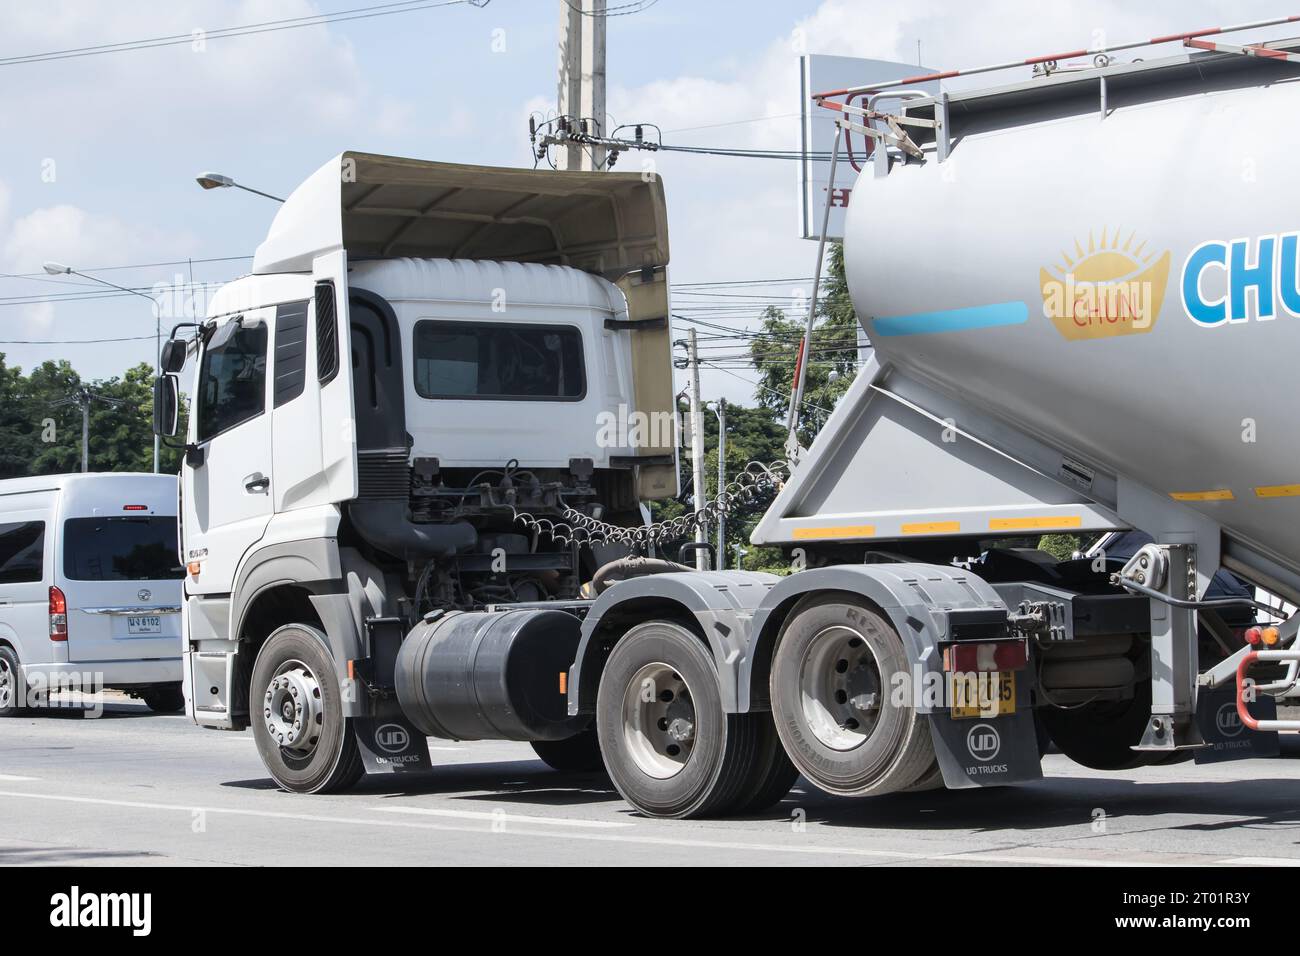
0,521,44,584
62,517,184,582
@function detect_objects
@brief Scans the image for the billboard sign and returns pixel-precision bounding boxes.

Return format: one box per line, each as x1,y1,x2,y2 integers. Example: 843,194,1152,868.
799,54,937,241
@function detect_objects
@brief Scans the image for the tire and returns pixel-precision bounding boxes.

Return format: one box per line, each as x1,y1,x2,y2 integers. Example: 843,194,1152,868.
530,726,605,772
596,620,788,819
770,594,937,797
1038,677,1177,770
141,683,185,714
0,645,23,718
250,624,364,794
728,713,799,814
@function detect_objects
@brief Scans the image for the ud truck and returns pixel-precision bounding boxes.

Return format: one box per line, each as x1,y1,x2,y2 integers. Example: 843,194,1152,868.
156,30,1300,818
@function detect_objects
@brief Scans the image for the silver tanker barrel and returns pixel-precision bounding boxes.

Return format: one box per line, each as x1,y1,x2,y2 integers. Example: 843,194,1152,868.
757,37,1300,604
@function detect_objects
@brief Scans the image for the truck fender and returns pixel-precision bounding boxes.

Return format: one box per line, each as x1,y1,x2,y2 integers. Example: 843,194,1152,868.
739,563,1009,713
566,570,779,717
231,539,387,718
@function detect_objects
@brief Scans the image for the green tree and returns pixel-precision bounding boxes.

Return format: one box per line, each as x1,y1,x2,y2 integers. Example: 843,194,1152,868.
0,356,187,478
748,243,860,447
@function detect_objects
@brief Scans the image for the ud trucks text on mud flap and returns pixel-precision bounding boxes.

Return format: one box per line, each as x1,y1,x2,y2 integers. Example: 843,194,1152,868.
157,33,1300,818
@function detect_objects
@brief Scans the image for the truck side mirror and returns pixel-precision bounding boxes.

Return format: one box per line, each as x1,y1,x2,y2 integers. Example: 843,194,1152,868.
160,339,186,374
153,374,179,438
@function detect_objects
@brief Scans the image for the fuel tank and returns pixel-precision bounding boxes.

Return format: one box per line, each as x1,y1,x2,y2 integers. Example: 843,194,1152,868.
842,60,1300,577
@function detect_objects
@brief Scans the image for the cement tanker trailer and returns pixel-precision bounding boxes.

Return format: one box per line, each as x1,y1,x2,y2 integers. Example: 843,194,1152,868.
563,27,1300,817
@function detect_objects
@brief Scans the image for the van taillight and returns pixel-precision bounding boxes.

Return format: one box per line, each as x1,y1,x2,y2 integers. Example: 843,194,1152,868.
49,585,68,642
123,504,147,511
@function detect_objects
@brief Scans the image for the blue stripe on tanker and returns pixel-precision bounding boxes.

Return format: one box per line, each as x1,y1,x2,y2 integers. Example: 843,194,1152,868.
871,301,1029,336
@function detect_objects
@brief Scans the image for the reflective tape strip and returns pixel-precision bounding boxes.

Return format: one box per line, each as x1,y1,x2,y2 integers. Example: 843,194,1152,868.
901,521,961,535
791,525,876,540
1255,484,1300,498
989,515,1083,531
1170,489,1235,501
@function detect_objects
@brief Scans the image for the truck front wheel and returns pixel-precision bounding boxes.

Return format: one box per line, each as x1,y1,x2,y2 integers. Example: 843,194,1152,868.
596,621,794,818
770,594,938,797
250,624,363,794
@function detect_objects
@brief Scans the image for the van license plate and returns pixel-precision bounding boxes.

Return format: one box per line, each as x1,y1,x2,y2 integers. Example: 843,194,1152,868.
126,616,162,635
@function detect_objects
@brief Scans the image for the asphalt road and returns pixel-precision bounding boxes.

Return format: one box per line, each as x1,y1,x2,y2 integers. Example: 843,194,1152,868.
3,694,1300,866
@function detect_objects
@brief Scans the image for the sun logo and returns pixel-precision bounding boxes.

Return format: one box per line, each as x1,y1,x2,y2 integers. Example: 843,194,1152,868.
1039,228,1171,341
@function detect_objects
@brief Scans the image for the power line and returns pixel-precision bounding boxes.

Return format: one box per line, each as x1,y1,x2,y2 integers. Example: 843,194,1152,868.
0,254,251,279
0,334,156,345
0,0,489,68
562,0,660,16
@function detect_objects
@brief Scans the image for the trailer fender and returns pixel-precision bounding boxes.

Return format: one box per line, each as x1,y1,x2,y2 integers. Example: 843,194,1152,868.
741,563,1043,788
740,563,1007,712
566,570,779,717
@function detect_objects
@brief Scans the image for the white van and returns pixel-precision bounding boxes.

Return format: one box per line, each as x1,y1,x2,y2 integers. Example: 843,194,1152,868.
0,473,184,716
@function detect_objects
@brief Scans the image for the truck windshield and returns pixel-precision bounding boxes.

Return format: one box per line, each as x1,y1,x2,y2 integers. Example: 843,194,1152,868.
413,320,585,400
62,516,184,581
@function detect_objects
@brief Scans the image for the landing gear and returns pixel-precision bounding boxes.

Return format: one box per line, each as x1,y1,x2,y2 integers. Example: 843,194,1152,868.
250,625,363,794
770,594,938,796
596,621,794,818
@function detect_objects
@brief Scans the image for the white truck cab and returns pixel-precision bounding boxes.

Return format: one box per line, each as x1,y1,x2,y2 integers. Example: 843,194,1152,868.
0,473,184,716
154,153,677,792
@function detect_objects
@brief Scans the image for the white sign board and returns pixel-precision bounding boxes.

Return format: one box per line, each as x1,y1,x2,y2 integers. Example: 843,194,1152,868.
799,55,937,241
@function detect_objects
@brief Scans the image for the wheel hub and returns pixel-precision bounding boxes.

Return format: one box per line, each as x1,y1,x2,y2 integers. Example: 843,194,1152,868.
263,662,323,754
0,658,13,710
622,662,697,779
799,626,883,751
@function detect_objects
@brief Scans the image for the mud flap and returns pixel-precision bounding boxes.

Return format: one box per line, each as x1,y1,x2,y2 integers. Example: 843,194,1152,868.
926,676,1043,788
353,716,433,775
1193,684,1279,764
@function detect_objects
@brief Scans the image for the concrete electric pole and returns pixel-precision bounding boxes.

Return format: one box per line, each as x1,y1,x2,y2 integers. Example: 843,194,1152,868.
686,328,708,570
557,0,607,171
715,398,726,570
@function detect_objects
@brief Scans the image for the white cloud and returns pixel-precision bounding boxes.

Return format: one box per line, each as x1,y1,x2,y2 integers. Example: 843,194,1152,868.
1,200,196,276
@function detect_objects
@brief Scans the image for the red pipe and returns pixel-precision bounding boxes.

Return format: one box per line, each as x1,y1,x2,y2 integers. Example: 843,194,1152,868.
1237,651,1262,731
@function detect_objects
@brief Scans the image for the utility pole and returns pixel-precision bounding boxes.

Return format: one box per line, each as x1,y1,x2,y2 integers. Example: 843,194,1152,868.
557,0,607,170
50,386,124,473
687,328,708,570
715,398,726,570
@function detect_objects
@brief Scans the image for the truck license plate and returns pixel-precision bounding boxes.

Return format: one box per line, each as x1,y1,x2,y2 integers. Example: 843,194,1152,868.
126,616,162,635
950,671,1015,719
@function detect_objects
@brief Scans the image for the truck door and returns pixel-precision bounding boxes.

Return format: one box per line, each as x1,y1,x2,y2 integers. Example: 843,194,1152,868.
183,306,275,594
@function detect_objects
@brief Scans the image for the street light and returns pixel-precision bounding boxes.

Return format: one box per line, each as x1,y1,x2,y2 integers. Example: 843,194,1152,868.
194,171,285,203
43,261,163,473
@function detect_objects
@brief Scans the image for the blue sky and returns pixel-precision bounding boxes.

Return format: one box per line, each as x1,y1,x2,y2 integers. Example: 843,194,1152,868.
1,0,1292,402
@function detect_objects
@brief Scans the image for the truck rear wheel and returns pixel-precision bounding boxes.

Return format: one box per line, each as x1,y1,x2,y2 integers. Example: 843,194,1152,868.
251,624,363,794
770,594,937,797
596,621,792,818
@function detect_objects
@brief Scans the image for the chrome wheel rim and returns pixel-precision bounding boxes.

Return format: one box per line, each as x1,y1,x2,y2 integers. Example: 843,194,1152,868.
622,662,696,779
799,625,882,751
263,659,324,754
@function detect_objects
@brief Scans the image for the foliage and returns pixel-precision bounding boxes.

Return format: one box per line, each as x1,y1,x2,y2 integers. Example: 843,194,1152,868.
747,243,860,447
0,354,188,478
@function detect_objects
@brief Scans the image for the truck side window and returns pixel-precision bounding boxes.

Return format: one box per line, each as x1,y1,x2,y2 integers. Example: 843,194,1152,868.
412,320,585,401
0,521,44,584
196,321,268,441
